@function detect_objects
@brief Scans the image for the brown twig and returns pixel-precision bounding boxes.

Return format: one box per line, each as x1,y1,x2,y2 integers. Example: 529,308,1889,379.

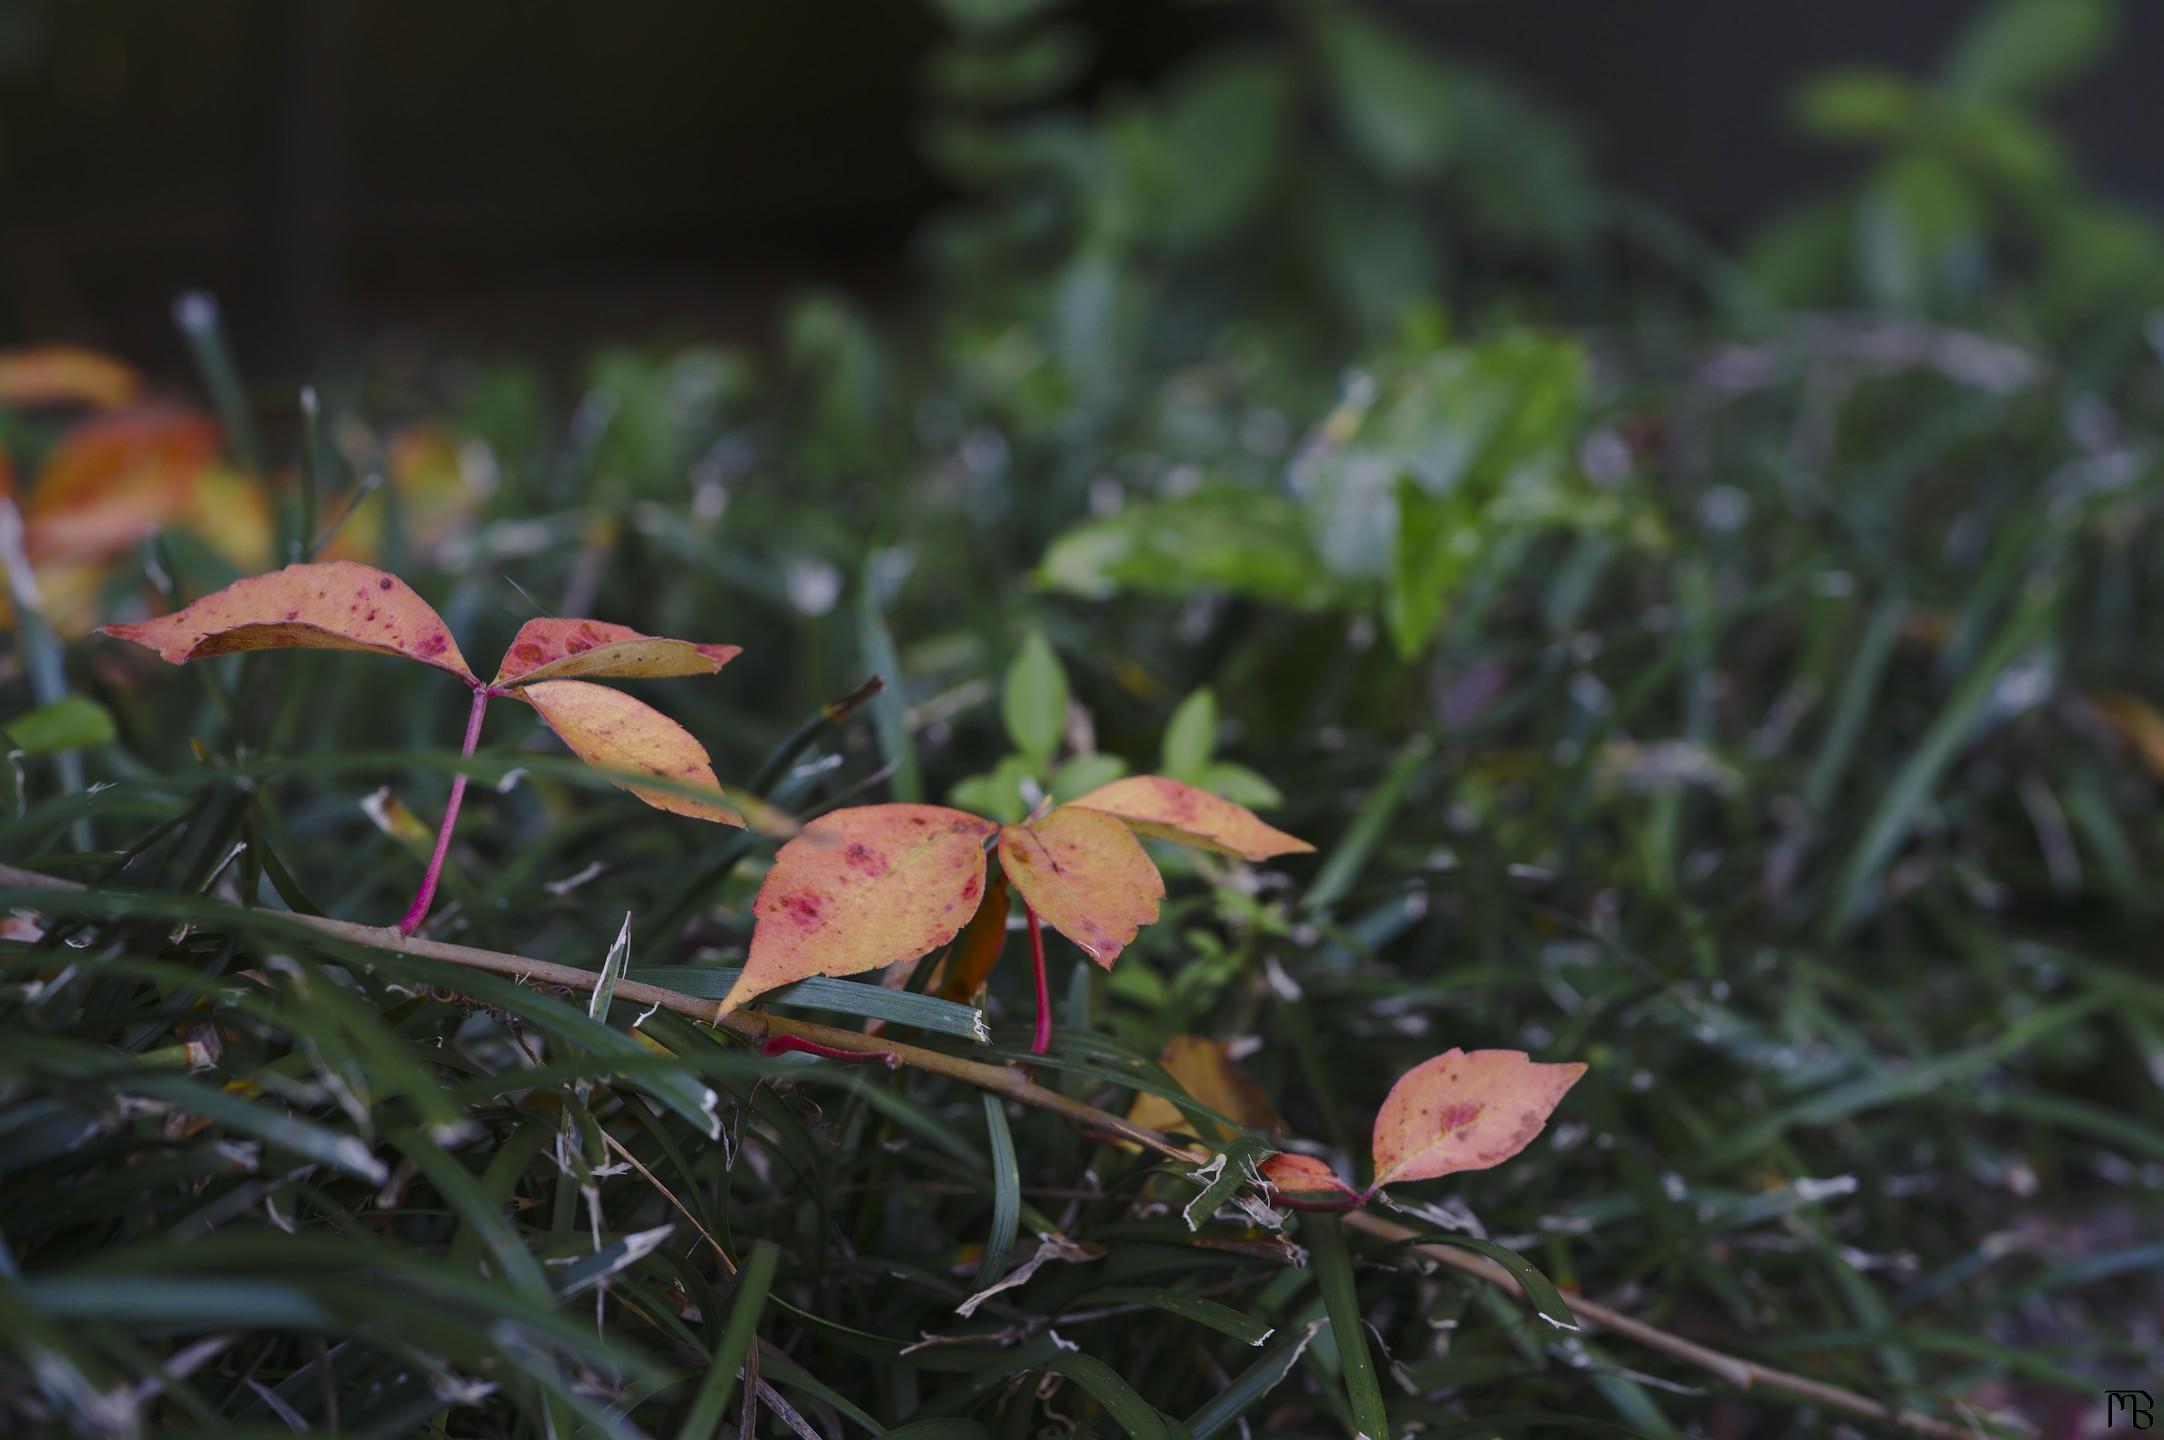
0,862,2002,1437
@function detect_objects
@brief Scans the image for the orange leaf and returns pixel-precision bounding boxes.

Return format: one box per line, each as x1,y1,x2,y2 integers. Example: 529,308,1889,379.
0,346,142,411
721,804,999,1015
27,408,219,561
493,616,742,687
929,866,1011,1003
1070,776,1313,862
1370,1048,1587,1190
1127,1034,1283,1144
2092,690,2164,782
99,559,477,681
520,680,744,825
1260,1152,1360,1201
998,806,1164,968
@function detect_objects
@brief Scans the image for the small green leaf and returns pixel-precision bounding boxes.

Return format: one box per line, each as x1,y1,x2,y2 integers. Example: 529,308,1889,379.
1049,751,1128,804
1003,631,1070,766
1201,761,1282,810
3,696,117,756
1161,690,1218,779
1943,0,2113,100
1037,489,1335,608
950,753,1035,824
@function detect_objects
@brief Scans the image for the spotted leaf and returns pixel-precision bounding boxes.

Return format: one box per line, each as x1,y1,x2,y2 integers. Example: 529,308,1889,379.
1070,775,1313,862
1370,1048,1587,1190
100,559,475,681
998,805,1164,969
493,616,741,687
721,804,999,1015
520,680,743,825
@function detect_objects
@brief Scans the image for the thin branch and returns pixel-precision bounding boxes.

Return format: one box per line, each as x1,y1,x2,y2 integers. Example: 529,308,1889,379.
0,862,1995,1437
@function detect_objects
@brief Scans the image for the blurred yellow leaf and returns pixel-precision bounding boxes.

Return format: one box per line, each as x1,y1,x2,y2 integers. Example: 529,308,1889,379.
1126,1034,1282,1147
0,345,142,411
2093,690,2164,781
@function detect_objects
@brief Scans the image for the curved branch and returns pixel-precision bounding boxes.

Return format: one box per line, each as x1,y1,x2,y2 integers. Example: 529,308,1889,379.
0,863,1994,1437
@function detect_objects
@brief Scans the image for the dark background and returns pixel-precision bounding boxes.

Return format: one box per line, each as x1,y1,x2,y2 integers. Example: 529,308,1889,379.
4,0,2159,373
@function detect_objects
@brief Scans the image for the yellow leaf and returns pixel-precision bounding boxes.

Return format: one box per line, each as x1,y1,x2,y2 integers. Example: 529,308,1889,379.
1070,775,1314,861
321,422,486,563
721,804,999,1015
493,616,742,687
1127,1034,1282,1145
100,559,476,681
0,345,141,411
520,680,744,825
179,466,276,573
1370,1048,1586,1190
998,806,1164,968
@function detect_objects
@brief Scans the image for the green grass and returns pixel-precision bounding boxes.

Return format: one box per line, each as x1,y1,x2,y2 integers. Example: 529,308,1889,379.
6,0,2164,1434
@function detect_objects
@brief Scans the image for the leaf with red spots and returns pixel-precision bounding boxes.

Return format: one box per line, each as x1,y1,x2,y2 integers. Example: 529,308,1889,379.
1369,1048,1587,1190
1260,1153,1360,1203
492,616,742,687
0,345,141,411
519,680,744,825
1070,776,1314,862
99,559,477,682
998,805,1165,969
720,804,1000,1015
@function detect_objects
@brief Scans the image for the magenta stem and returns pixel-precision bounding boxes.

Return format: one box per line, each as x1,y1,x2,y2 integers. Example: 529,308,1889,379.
398,684,490,935
1025,900,1051,1055
761,1035,899,1068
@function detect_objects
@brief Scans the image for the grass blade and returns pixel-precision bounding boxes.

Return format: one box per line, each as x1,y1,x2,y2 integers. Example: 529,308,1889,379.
1306,1213,1390,1440
676,1237,780,1440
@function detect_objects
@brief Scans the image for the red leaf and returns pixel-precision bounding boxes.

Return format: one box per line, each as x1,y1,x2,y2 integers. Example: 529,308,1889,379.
1370,1048,1587,1189
493,617,742,687
1070,776,1313,861
100,559,476,682
722,804,1000,1015
1260,1153,1360,1202
998,806,1165,969
520,680,744,825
